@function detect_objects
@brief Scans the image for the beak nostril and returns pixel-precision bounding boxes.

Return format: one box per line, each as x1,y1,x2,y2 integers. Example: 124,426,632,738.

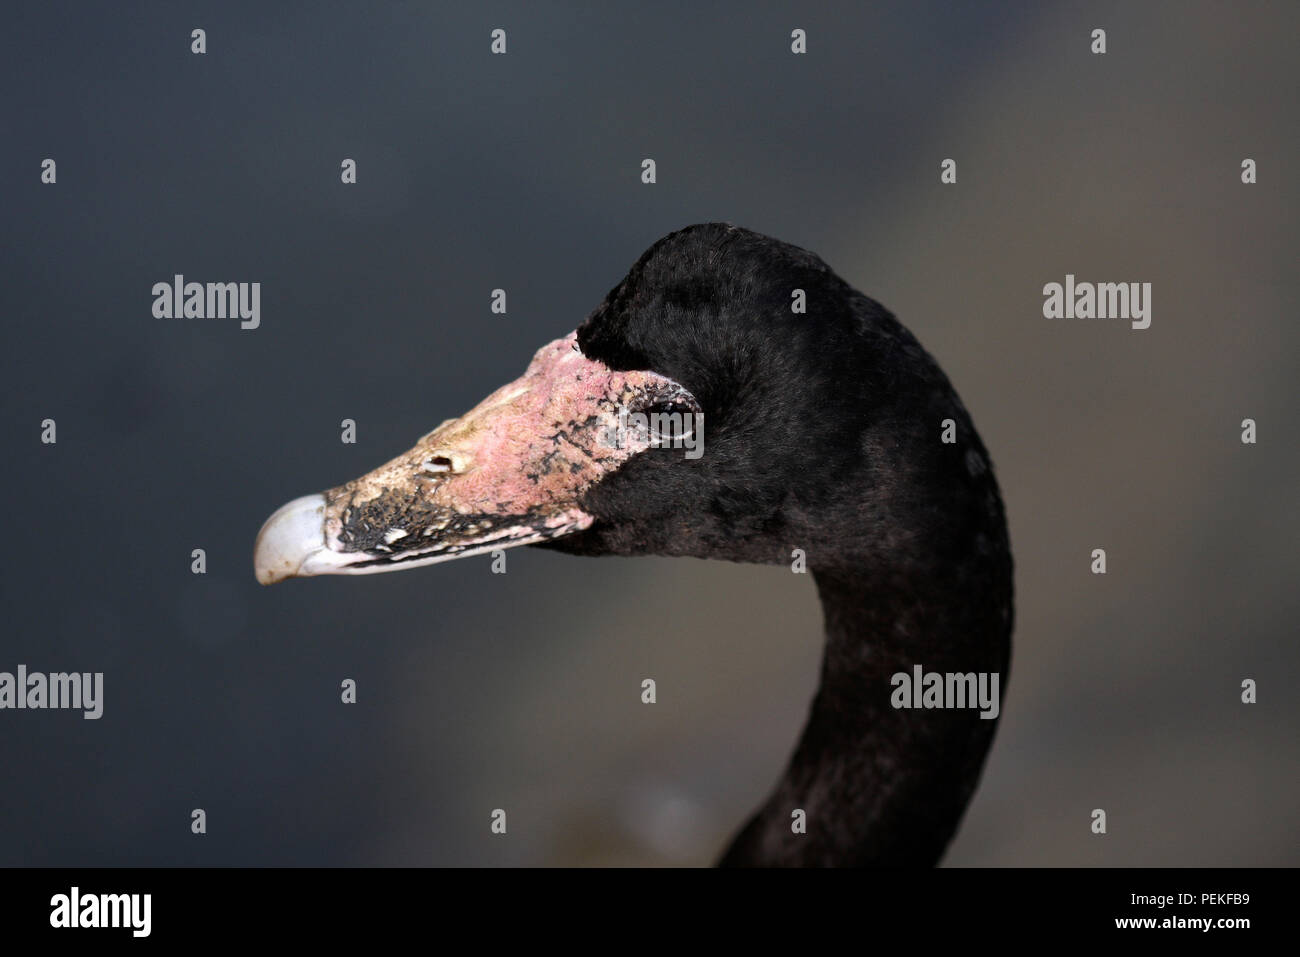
422,456,455,475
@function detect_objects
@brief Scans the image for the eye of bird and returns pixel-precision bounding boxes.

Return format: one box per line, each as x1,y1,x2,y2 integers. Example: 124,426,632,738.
641,398,699,440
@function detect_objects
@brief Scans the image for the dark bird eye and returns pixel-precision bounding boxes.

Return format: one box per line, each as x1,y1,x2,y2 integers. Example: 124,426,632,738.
643,399,699,440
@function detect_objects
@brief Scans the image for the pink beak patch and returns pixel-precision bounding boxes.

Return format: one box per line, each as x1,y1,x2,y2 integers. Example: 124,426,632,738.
253,332,695,582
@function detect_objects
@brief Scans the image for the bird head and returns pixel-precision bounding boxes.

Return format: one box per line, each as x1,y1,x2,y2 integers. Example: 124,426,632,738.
255,224,994,583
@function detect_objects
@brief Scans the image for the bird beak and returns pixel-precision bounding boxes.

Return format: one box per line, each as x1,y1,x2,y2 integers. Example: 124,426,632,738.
254,332,690,584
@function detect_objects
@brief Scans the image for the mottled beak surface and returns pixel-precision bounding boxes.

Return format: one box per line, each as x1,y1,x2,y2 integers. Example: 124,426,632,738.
254,332,691,584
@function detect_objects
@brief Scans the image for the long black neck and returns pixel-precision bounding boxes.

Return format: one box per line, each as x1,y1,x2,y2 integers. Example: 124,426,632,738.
718,559,1012,867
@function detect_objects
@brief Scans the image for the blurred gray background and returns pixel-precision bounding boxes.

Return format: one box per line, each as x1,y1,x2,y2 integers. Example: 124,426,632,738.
1,1,1295,866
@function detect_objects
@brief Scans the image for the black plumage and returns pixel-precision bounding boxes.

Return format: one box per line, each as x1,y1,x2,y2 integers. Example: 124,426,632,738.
545,224,1014,866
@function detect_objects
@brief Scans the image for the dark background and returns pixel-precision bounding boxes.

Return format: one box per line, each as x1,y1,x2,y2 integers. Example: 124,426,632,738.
1,1,1295,865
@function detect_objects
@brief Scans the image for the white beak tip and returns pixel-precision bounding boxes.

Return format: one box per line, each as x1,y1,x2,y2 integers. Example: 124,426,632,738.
254,494,328,585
